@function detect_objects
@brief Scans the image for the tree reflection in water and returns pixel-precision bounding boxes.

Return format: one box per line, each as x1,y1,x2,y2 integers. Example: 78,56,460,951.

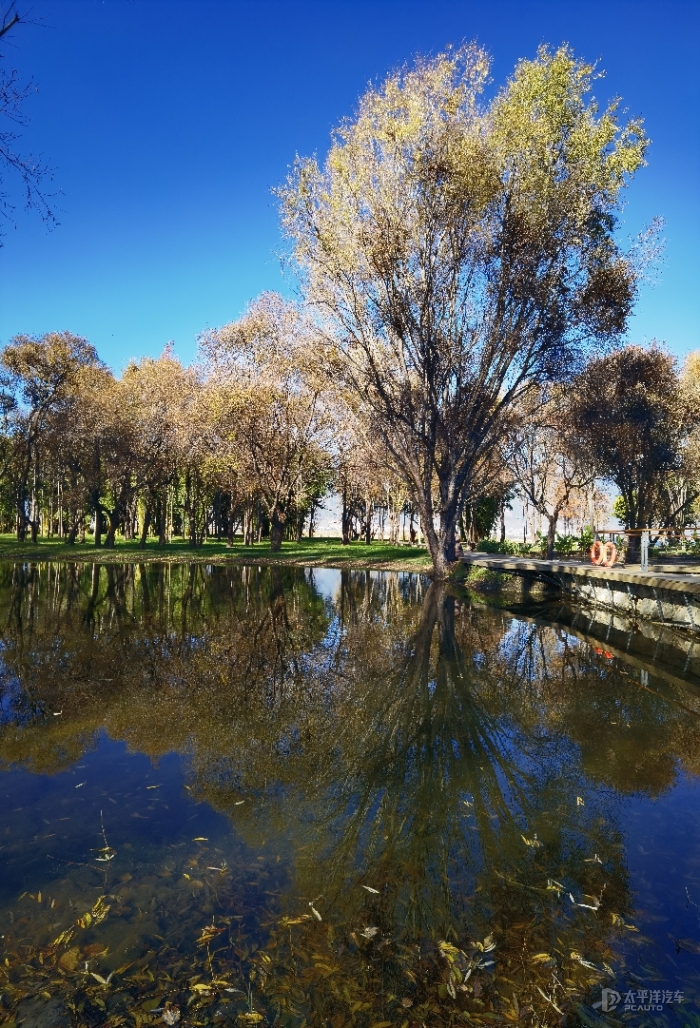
0,563,698,1026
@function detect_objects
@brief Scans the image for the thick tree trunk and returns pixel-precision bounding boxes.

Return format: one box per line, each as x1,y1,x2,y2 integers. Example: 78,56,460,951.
546,514,558,560
269,507,285,551
66,514,79,545
270,508,286,552
103,510,119,549
418,501,458,580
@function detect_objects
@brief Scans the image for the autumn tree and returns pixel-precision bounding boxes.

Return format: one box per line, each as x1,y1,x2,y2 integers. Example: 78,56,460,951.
0,331,102,540
201,293,333,552
118,350,187,547
280,44,648,577
570,344,695,559
506,390,595,558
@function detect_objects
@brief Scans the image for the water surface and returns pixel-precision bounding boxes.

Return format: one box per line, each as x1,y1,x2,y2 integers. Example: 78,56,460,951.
0,562,699,1027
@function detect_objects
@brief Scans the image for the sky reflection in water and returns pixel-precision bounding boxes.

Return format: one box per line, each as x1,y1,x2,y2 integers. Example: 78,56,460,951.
0,561,699,1028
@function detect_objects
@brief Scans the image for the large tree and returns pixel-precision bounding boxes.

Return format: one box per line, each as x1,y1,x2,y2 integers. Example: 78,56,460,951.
506,389,595,558
201,293,333,552
571,344,696,560
280,44,648,577
0,331,102,540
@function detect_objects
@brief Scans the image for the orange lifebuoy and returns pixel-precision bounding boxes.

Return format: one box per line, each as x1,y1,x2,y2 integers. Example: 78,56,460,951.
603,542,617,568
590,541,604,565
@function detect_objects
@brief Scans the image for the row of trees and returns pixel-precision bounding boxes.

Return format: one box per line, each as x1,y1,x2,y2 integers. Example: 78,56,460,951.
1,43,695,572
1,320,696,562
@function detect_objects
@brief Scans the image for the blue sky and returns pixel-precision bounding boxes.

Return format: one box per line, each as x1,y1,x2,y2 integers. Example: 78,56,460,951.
0,0,697,372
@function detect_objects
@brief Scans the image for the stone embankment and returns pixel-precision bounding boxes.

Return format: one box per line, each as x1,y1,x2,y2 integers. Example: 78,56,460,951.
462,554,700,635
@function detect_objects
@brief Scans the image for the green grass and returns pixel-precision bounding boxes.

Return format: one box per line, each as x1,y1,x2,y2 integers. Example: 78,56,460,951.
0,533,433,571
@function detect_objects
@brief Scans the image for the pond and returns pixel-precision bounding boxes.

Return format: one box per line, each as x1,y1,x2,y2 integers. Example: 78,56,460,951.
0,562,699,1028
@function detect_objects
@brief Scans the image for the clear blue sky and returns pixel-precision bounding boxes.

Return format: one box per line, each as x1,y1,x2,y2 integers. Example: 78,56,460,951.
0,0,697,371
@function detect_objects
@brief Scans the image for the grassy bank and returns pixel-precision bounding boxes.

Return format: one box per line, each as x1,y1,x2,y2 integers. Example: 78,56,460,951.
0,534,433,572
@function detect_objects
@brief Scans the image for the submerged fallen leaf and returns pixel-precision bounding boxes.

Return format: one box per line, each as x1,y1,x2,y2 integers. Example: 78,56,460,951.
362,885,380,894
83,943,109,958
90,971,114,986
59,946,80,971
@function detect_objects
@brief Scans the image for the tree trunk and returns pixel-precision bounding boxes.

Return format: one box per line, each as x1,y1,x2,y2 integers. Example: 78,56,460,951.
243,501,252,546
341,485,350,545
58,477,64,538
94,501,103,548
66,515,79,545
626,533,641,563
139,504,152,549
500,501,506,544
364,498,372,545
103,509,119,549
546,514,558,560
417,499,458,580
270,508,285,552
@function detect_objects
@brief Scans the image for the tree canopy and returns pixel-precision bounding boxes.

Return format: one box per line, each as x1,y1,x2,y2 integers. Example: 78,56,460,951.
279,43,648,575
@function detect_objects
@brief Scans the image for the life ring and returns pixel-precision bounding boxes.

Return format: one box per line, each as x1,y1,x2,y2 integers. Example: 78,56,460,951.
590,541,604,565
603,542,617,567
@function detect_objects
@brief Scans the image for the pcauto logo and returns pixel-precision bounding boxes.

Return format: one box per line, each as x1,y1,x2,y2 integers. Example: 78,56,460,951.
601,989,621,1013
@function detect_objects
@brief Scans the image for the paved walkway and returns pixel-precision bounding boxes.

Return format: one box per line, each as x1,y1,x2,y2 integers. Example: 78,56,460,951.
461,552,700,596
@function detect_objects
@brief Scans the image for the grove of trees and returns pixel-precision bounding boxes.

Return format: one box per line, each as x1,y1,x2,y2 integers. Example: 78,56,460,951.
1,43,697,573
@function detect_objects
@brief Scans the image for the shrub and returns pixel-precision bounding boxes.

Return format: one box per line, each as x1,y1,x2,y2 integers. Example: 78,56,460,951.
554,533,577,556
477,539,519,554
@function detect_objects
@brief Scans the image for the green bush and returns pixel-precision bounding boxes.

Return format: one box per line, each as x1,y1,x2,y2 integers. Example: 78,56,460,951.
578,526,594,552
477,539,519,554
554,533,577,556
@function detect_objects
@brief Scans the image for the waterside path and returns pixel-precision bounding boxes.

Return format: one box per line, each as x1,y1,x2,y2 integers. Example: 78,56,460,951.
462,552,700,634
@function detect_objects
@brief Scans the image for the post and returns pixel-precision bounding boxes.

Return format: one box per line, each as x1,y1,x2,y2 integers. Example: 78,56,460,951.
641,530,649,572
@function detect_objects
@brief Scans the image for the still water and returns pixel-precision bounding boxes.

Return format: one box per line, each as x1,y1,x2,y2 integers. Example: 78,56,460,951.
0,562,699,1028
